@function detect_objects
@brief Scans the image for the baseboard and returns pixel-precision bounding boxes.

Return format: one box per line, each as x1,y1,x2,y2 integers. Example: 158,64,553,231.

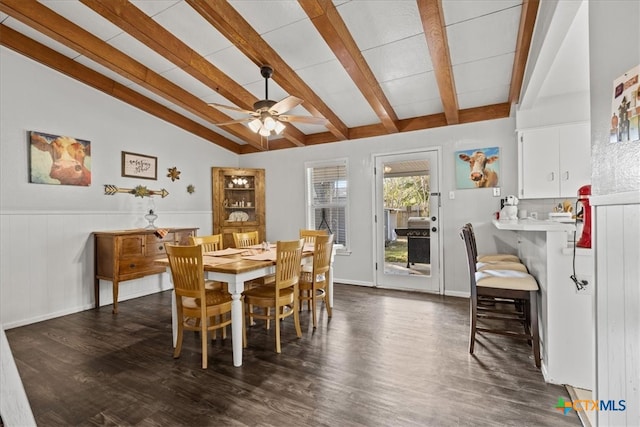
444,290,469,298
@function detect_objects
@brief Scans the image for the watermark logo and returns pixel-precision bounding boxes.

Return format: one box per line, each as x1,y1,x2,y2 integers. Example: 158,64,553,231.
555,397,627,415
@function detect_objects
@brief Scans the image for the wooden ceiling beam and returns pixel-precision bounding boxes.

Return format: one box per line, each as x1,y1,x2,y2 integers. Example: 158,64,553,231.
508,0,540,107
0,0,266,151
299,0,399,134
79,0,307,148
0,24,241,153
418,0,460,125
186,0,349,142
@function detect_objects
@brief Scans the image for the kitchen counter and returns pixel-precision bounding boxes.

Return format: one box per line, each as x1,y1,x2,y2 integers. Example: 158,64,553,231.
492,218,575,232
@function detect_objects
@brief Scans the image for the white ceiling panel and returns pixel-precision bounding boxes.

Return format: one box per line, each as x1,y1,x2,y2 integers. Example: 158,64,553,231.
320,88,379,128
458,84,511,110
447,5,521,66
229,1,308,35
40,1,123,41
363,34,433,83
205,47,262,86
442,0,522,26
453,53,515,94
382,72,440,109
148,1,233,57
262,19,337,71
130,0,181,18
118,81,175,108
161,67,218,99
336,1,423,51
108,32,177,75
0,12,8,22
395,97,444,119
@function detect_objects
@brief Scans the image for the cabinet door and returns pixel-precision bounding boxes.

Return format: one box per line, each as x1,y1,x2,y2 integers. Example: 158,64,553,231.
519,128,560,199
559,123,591,198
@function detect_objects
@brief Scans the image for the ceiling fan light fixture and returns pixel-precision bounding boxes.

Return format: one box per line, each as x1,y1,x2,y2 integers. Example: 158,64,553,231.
274,121,286,135
263,116,276,131
258,126,270,137
248,118,262,133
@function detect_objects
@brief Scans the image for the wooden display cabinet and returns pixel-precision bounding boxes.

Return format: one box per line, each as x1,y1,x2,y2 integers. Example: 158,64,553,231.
212,167,265,248
93,227,197,313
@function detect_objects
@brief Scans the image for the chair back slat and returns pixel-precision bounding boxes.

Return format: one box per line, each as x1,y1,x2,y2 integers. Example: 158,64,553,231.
299,229,328,244
460,226,478,298
233,231,259,248
276,239,304,290
166,244,205,299
189,234,223,252
313,234,334,278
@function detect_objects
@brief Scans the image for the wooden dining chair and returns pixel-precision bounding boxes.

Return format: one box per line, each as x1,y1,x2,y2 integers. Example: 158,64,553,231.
466,223,521,263
463,224,528,273
299,228,328,244
299,234,334,328
189,234,227,291
243,239,304,353
165,244,241,369
233,231,259,248
460,226,541,368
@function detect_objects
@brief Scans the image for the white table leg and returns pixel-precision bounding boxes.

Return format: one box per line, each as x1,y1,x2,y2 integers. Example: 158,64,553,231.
171,290,177,347
328,264,334,308
230,292,243,367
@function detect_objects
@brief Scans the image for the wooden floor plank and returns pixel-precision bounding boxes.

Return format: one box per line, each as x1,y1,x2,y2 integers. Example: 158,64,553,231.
5,285,580,426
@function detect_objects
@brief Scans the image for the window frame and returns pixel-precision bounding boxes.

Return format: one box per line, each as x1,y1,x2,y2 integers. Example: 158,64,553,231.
304,158,349,253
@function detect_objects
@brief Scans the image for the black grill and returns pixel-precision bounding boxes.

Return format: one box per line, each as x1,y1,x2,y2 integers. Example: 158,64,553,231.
395,218,431,268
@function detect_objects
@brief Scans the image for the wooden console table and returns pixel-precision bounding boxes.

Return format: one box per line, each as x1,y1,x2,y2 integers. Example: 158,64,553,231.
93,227,197,313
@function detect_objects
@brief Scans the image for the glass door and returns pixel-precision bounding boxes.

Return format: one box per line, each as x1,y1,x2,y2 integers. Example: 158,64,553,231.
374,150,441,292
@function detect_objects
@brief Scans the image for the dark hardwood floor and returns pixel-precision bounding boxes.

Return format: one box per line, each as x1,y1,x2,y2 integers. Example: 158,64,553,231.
6,284,580,426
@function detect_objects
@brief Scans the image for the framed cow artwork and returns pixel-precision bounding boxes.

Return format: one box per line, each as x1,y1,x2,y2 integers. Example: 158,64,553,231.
455,146,500,189
28,131,91,186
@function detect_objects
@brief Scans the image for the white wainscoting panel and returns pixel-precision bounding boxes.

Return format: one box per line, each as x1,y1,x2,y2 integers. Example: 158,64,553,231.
593,196,640,427
0,210,211,328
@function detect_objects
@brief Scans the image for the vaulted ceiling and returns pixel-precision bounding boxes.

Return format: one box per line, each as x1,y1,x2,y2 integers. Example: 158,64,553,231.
0,0,539,154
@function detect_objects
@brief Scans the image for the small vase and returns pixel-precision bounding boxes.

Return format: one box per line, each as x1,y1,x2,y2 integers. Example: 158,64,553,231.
144,210,158,229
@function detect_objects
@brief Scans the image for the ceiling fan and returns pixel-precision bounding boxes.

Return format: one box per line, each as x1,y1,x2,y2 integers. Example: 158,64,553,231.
209,66,328,137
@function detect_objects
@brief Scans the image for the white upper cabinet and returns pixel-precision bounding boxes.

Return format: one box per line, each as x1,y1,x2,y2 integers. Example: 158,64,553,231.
518,122,591,199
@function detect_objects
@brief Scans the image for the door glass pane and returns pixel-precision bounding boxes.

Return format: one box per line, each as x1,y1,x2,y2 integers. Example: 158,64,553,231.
382,159,431,277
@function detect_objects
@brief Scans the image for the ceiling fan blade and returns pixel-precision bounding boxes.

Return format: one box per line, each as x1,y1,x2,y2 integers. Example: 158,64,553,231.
208,102,256,115
278,114,328,126
269,96,303,115
214,117,255,126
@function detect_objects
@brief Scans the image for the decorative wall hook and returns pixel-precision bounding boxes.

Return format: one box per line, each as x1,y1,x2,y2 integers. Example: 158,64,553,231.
104,184,169,198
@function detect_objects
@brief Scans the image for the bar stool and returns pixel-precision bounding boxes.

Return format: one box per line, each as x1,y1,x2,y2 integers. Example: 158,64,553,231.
460,226,541,368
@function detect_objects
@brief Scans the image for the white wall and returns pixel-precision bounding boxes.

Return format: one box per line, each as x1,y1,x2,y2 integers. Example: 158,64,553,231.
240,118,519,296
0,47,237,327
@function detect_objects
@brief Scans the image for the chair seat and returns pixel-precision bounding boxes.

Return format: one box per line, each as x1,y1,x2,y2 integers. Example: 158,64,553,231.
475,270,539,291
182,290,232,308
244,285,294,306
477,261,528,273
478,254,520,263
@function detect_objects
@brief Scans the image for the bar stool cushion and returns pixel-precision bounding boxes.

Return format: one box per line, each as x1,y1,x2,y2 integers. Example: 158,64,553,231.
476,270,539,291
477,261,528,273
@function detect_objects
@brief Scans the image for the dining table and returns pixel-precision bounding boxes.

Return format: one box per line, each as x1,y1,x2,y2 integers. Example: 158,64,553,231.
156,242,337,367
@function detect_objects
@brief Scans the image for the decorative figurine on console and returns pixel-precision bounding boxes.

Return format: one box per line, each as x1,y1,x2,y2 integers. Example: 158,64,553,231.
500,195,519,221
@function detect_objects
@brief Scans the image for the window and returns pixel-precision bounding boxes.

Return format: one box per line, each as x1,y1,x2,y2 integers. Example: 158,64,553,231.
305,159,348,251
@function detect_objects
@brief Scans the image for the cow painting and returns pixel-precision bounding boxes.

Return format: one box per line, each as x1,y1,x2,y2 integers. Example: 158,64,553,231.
29,131,91,186
455,147,500,189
